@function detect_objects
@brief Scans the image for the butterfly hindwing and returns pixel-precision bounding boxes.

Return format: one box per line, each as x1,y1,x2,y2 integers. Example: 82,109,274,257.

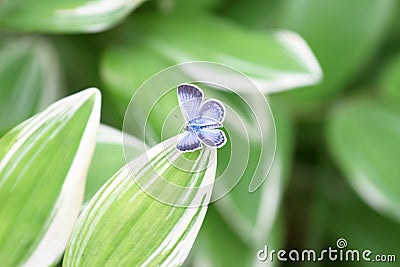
177,131,203,152
177,84,203,121
197,129,227,148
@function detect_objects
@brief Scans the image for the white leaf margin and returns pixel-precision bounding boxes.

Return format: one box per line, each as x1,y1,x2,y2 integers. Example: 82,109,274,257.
214,30,322,94
161,30,322,95
255,30,323,94
54,0,148,32
350,169,400,222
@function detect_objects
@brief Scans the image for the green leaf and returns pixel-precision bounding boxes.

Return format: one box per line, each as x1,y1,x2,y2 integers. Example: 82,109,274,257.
214,100,293,245
221,0,281,29
169,0,225,12
327,98,400,221
49,35,102,93
0,36,62,136
278,0,395,101
0,88,101,266
0,0,146,33
64,137,217,266
380,53,400,102
191,207,284,267
101,13,321,105
101,44,173,116
192,207,252,267
309,173,400,266
326,190,400,264
85,124,144,202
141,14,322,94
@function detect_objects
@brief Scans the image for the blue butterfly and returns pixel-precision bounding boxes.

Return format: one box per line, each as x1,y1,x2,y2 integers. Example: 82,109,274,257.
177,83,227,152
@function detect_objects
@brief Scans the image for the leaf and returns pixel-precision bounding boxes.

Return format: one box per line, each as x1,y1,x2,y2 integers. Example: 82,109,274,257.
327,98,400,221
0,0,147,33
278,0,395,101
380,53,400,102
170,0,225,12
326,190,400,262
0,36,62,136
192,207,252,267
101,44,173,116
221,0,281,29
214,100,293,245
63,137,217,266
101,13,322,103
0,88,101,266
309,172,400,264
140,14,322,94
85,124,144,202
191,207,284,267
49,35,102,94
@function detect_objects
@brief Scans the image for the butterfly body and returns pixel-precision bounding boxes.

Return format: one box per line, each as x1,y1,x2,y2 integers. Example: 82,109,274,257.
185,122,202,132
177,84,227,152
185,117,222,132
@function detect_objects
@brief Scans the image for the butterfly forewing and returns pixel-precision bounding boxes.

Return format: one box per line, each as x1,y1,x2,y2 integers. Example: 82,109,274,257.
199,100,226,125
177,84,203,122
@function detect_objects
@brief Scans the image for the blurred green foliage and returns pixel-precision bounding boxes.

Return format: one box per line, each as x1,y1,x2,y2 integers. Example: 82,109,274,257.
0,36,61,136
380,53,400,101
327,99,400,222
1,0,400,266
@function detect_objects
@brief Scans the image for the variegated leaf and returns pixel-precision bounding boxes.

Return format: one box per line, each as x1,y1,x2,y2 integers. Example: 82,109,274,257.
85,124,144,202
0,88,101,266
0,0,147,33
64,137,217,266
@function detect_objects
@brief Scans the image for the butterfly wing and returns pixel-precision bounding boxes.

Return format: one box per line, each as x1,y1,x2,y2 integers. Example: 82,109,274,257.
197,129,227,148
177,131,203,152
178,84,203,122
199,99,226,125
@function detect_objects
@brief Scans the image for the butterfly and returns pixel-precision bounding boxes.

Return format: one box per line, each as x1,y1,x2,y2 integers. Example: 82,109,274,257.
176,83,227,152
